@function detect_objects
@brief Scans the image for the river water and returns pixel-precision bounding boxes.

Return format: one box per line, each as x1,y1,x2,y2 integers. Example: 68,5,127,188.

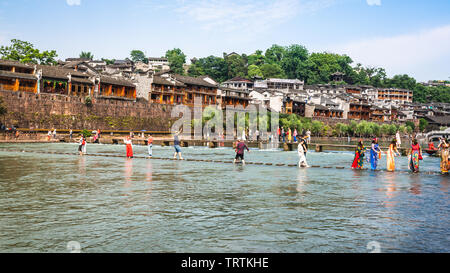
0,143,448,253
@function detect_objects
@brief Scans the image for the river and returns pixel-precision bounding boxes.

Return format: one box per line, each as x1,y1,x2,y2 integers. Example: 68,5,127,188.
0,143,448,252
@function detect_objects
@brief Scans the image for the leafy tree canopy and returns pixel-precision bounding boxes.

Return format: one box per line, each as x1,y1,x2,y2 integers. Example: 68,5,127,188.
165,48,186,75
79,51,94,60
0,39,58,65
130,50,148,64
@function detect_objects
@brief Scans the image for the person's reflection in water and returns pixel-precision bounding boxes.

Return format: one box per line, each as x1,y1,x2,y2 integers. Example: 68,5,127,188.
350,169,364,191
383,171,398,208
146,160,153,199
409,174,421,195
78,156,86,175
441,175,449,193
124,158,133,189
296,168,308,205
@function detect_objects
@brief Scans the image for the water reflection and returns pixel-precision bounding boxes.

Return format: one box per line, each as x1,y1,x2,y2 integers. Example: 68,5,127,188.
78,156,86,175
440,175,449,193
383,172,398,208
409,175,422,196
146,160,153,198
124,158,133,189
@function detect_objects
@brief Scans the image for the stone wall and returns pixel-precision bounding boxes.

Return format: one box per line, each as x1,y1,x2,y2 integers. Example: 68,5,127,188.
0,90,176,131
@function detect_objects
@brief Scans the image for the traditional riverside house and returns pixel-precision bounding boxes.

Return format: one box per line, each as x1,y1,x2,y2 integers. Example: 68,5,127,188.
218,87,251,109
221,76,254,91
98,75,136,100
149,75,185,104
62,60,99,75
0,59,38,93
255,78,304,91
148,57,170,71
283,96,306,116
149,71,218,107
172,74,218,106
105,60,134,78
312,104,330,117
37,65,95,97
348,95,371,120
345,85,362,95
377,88,413,104
370,105,391,122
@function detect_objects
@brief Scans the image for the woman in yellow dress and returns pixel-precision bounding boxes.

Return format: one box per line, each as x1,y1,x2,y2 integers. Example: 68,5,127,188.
386,139,401,172
438,138,449,174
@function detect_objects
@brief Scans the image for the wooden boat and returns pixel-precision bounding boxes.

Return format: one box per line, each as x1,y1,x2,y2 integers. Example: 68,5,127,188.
425,149,439,156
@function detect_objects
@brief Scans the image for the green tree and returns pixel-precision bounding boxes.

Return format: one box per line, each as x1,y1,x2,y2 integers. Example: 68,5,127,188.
225,53,247,79
187,55,228,82
101,58,115,65
247,50,265,66
260,63,285,79
130,50,148,64
405,121,415,131
311,120,324,136
303,52,349,84
0,39,58,65
79,51,94,60
281,44,309,80
247,64,263,78
419,118,429,132
165,48,186,75
385,74,417,90
264,44,286,65
380,124,390,136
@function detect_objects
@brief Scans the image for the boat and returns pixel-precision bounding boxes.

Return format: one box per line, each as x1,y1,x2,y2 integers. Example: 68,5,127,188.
425,149,438,155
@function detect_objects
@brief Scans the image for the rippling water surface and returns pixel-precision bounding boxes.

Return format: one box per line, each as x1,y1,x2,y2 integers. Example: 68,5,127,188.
0,143,449,253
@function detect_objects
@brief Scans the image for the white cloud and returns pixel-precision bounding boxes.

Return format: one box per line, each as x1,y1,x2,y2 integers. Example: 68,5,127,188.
334,25,450,81
66,0,81,6
366,0,381,6
175,0,336,33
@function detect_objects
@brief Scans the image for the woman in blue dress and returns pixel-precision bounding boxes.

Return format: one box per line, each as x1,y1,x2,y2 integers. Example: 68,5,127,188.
370,138,381,170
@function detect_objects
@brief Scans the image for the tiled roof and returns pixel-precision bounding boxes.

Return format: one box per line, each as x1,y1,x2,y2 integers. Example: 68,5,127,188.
152,76,185,87
38,65,89,80
0,59,35,69
100,75,135,88
0,70,37,81
173,74,217,88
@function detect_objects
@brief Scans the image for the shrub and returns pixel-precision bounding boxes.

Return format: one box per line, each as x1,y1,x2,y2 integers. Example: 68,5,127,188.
80,129,92,138
85,96,92,106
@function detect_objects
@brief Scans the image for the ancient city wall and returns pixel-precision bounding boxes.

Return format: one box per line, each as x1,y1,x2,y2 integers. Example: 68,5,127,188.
0,90,176,131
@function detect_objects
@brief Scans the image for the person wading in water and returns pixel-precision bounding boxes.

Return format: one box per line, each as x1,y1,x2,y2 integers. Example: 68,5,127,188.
173,131,183,160
234,138,250,166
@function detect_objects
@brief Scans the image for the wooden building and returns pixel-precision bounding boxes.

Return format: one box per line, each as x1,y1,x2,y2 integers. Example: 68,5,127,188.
219,87,251,109
312,104,344,118
149,72,218,107
0,60,37,93
38,65,94,97
348,103,370,120
377,88,413,103
98,75,136,100
283,97,306,116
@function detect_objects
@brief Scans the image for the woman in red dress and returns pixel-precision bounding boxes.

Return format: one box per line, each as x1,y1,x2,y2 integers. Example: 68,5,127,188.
125,136,133,158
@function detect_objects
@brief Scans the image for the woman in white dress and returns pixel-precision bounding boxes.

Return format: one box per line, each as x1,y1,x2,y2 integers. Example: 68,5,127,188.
298,138,309,167
395,131,402,148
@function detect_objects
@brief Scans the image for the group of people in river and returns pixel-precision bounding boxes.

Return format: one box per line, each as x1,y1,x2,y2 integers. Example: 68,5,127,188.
74,128,449,175
277,127,311,144
351,137,450,174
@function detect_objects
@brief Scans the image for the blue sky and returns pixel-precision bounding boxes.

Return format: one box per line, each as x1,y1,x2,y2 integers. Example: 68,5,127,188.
0,0,449,81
